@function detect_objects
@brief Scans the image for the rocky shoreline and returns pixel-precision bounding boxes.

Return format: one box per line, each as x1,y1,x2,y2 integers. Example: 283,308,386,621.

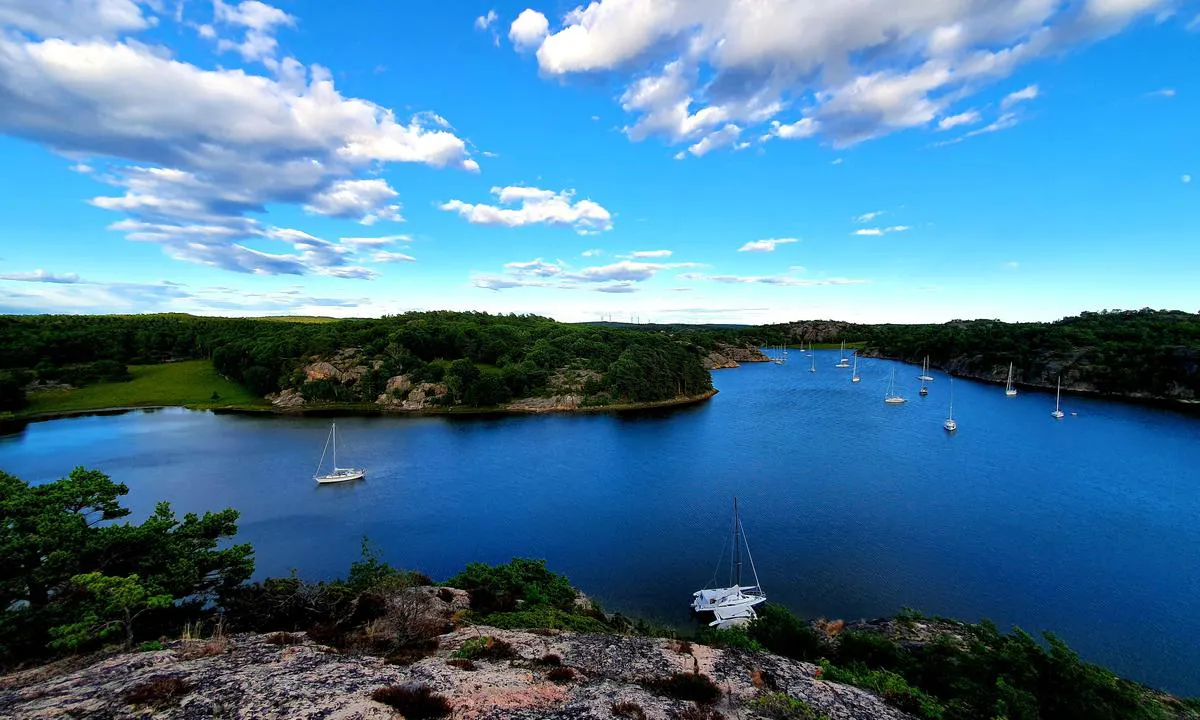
0,627,915,720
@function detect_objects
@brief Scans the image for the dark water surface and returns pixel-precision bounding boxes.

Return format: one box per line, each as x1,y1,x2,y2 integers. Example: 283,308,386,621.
2,353,1198,694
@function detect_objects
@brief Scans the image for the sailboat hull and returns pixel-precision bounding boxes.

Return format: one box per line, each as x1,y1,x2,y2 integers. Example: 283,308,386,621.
315,469,365,484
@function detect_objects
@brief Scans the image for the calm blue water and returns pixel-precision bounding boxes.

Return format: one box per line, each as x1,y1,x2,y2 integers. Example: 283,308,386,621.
2,353,1198,694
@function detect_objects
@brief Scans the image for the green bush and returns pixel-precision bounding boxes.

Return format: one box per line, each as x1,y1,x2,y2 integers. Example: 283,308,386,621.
748,693,830,720
697,625,765,652
482,606,611,633
453,635,515,661
444,558,577,614
820,661,945,720
643,672,721,704
747,605,825,662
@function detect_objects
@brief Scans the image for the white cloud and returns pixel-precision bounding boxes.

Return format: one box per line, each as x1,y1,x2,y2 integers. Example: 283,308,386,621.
441,186,613,233
212,0,295,62
69,163,93,174
937,110,982,130
0,12,477,277
371,251,416,263
508,0,1164,151
510,9,549,50
629,249,672,258
0,269,81,283
679,273,869,287
688,124,741,156
574,260,699,282
854,211,884,223
305,179,403,224
475,10,498,30
831,158,843,165
964,112,1020,137
505,258,566,276
473,255,699,291
0,0,153,40
1146,87,1176,98
1002,260,1020,269
854,225,910,236
1184,174,1192,184
1000,84,1039,109
738,238,799,253
340,235,410,248
581,248,604,257
767,118,820,140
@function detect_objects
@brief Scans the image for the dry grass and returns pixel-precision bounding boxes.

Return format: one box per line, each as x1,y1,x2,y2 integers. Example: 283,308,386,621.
672,704,727,720
371,684,452,719
546,666,576,684
814,618,845,639
264,632,303,646
123,677,192,709
446,658,476,671
611,700,648,719
669,639,694,655
176,638,228,660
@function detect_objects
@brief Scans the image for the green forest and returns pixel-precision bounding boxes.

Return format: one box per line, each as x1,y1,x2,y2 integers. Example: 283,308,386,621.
0,312,715,413
740,309,1200,402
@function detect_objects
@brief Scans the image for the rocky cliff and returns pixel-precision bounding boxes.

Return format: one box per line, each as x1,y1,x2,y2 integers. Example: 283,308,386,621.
0,628,915,720
702,343,771,370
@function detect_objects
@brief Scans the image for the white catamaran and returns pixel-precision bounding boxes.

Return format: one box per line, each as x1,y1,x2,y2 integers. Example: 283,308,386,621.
691,497,766,628
1005,362,1018,397
885,367,906,404
313,422,365,484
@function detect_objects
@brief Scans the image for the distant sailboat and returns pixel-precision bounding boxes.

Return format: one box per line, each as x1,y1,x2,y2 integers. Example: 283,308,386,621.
917,355,934,382
314,422,365,484
772,344,784,365
810,349,817,373
1051,377,1065,419
944,379,957,432
851,353,861,383
1005,362,1018,397
836,341,850,368
884,367,906,404
691,497,766,628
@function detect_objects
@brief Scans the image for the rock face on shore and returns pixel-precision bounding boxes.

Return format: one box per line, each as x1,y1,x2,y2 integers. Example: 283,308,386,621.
703,343,771,370
0,628,915,720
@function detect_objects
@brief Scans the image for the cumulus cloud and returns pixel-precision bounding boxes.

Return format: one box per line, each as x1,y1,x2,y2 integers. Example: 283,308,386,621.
441,186,613,233
507,0,1168,152
510,9,549,50
211,0,295,62
0,4,477,277
473,256,699,291
738,238,799,253
688,124,741,156
305,179,403,224
0,269,81,283
475,10,498,30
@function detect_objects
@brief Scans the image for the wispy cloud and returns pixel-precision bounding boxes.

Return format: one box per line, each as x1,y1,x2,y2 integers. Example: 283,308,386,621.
1183,174,1192,184
679,273,868,287
1146,88,1176,98
581,248,604,257
628,249,672,258
854,211,884,223
853,226,909,236
1001,260,1020,269
738,238,799,252
340,235,411,248
0,269,81,284
371,251,416,263
937,110,981,131
1000,84,1039,110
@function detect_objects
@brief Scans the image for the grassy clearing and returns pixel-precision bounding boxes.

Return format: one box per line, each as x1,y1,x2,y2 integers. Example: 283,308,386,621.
23,360,267,416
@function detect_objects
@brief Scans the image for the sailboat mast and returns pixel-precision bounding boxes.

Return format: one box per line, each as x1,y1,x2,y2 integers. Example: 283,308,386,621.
332,423,337,469
1056,378,1061,411
733,497,742,588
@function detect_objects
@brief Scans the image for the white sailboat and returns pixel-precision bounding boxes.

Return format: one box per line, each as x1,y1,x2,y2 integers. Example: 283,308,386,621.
884,367,906,404
851,353,861,383
918,355,934,382
1005,362,1018,397
944,379,957,432
691,497,766,628
314,422,365,484
809,349,817,373
1051,377,1065,419
772,344,784,365
836,341,850,368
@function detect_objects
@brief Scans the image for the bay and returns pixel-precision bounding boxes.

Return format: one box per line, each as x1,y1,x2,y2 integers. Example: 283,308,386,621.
2,353,1198,694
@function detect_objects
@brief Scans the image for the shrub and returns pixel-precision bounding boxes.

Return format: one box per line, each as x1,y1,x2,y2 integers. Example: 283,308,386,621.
446,658,475,670
546,666,576,683
371,685,452,719
672,704,727,720
444,558,577,614
670,639,694,655
819,661,945,720
748,693,830,720
453,635,515,661
264,632,302,646
644,672,721,704
123,677,191,708
834,631,908,671
611,700,648,719
747,605,825,662
137,640,164,652
539,653,562,666
697,625,765,652
482,606,611,633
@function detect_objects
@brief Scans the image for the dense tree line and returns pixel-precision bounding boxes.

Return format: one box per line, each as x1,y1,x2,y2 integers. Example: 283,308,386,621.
739,309,1200,400
0,312,714,410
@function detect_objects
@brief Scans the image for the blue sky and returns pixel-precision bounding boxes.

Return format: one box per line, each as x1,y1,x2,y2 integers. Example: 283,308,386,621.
0,0,1195,324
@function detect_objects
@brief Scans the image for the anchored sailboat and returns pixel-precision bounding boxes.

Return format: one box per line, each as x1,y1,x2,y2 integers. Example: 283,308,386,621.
851,353,861,383
1005,362,1018,397
691,498,766,628
1051,377,1065,419
836,341,850,368
314,422,365,484
809,349,817,373
885,367,907,404
944,378,957,432
919,357,929,396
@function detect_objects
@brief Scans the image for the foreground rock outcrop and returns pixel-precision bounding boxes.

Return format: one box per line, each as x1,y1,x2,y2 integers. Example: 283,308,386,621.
0,628,915,720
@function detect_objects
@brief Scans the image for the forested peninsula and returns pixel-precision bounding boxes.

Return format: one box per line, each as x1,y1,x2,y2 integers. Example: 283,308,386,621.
0,313,720,419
